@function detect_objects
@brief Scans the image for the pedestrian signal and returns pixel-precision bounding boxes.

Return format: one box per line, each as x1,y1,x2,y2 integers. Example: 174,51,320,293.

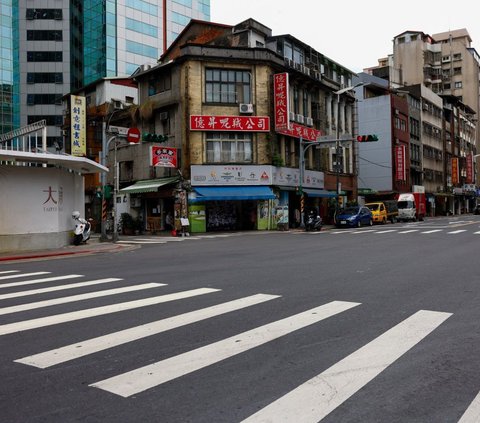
357,135,379,142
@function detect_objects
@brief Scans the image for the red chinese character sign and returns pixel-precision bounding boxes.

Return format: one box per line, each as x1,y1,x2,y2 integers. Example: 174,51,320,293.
466,153,473,184
277,123,323,142
451,157,459,185
274,73,290,131
151,146,177,168
395,145,406,181
190,115,270,132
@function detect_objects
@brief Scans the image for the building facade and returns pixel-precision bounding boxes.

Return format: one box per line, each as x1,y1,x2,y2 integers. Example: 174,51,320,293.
119,18,358,233
0,0,210,148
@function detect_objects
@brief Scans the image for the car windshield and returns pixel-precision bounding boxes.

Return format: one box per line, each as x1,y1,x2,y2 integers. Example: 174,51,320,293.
366,204,379,211
398,200,413,208
342,207,359,215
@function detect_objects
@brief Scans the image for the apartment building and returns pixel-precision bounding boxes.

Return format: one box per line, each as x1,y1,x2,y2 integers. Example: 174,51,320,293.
119,18,358,232
0,0,210,147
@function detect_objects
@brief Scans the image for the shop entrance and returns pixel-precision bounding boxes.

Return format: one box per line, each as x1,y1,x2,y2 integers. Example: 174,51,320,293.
205,200,257,231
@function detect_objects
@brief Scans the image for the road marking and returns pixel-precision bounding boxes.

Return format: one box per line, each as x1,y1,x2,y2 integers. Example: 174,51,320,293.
242,309,451,423
474,231,480,235
0,283,164,316
447,230,467,234
0,278,122,301
398,230,419,234
0,272,50,281
117,240,167,244
421,230,443,234
0,287,219,336
16,294,280,369
352,230,377,234
374,230,398,234
0,270,19,275
0,274,83,289
458,391,480,423
90,300,361,397
331,230,355,234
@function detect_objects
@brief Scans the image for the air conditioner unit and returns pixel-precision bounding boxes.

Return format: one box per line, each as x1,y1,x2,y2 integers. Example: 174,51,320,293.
306,117,313,127
296,114,304,124
294,62,302,71
289,112,295,121
159,111,169,120
112,100,123,110
239,103,254,114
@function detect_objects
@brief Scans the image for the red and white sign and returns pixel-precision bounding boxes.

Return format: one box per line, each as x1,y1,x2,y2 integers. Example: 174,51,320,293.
274,73,290,130
151,146,177,168
395,145,406,181
451,157,459,185
190,115,270,132
127,127,141,143
466,153,473,184
277,123,323,142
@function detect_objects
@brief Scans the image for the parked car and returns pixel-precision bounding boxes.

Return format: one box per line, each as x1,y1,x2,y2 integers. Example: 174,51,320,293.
365,201,398,224
335,206,373,228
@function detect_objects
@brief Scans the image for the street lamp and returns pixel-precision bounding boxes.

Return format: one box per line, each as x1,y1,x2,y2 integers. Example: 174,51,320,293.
333,82,363,218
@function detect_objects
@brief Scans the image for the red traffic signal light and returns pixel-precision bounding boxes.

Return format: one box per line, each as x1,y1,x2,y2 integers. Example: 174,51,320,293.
357,135,379,142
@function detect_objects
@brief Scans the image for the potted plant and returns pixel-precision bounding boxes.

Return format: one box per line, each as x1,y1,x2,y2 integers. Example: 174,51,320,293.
120,212,135,235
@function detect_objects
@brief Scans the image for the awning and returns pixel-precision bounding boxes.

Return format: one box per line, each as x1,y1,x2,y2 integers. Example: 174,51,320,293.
191,186,276,201
303,189,337,198
119,176,179,194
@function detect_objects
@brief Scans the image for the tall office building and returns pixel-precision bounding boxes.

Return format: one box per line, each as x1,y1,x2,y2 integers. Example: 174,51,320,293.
0,0,210,145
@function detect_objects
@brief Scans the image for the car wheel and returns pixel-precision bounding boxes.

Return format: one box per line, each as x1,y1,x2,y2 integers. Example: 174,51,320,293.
382,217,387,224
369,219,373,226
356,220,361,228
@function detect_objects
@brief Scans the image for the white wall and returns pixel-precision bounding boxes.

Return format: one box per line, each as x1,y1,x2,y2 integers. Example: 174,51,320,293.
0,166,84,252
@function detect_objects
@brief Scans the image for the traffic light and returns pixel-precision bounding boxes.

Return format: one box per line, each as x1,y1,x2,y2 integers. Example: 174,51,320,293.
357,135,379,142
142,132,168,143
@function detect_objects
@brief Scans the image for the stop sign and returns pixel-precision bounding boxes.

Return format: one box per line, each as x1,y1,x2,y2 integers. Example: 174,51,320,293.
127,127,141,143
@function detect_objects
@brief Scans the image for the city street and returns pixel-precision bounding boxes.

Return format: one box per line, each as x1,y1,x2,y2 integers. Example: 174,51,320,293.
1,216,480,422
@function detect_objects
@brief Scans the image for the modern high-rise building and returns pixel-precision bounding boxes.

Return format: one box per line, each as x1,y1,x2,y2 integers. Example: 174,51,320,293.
0,0,210,146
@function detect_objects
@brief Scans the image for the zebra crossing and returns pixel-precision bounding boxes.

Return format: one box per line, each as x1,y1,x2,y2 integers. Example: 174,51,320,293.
0,270,477,422
116,232,246,245
306,226,479,236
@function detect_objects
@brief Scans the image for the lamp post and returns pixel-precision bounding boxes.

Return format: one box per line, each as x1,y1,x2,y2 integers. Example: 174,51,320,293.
333,83,363,218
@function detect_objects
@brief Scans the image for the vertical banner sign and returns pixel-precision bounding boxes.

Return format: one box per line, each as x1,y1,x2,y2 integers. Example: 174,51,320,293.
451,157,459,185
274,73,290,131
151,146,177,168
70,95,86,156
466,153,473,184
395,145,406,181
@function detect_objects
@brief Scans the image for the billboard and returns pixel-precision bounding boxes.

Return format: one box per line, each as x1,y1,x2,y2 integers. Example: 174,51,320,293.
70,95,86,157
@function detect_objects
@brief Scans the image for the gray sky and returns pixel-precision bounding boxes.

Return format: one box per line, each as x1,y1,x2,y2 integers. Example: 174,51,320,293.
210,0,479,72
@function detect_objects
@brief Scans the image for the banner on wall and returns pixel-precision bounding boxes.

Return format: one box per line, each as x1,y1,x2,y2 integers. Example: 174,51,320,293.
451,157,459,185
395,145,406,181
466,153,473,184
190,115,269,132
70,95,86,156
274,72,290,131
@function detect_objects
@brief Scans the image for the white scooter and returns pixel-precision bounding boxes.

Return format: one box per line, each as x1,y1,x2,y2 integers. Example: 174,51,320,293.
72,211,91,245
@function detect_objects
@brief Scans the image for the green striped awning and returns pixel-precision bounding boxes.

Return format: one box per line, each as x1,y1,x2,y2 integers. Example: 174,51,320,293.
119,176,179,194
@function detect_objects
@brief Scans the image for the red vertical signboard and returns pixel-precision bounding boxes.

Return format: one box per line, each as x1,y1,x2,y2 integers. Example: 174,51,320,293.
274,73,290,131
395,145,406,181
466,153,473,184
451,157,459,185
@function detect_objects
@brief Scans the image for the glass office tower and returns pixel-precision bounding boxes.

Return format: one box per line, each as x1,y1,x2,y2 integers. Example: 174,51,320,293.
0,0,210,141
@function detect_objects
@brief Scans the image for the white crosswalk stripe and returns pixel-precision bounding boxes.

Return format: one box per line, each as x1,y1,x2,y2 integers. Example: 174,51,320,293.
447,230,467,234
89,301,361,397
0,270,19,275
459,391,480,423
0,283,164,316
0,278,122,301
421,229,443,234
0,287,219,336
0,274,83,289
398,229,419,234
0,271,50,281
16,293,280,369
242,310,451,423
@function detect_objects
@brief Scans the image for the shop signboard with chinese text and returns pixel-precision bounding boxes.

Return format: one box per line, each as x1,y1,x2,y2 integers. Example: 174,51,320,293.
151,146,177,168
190,115,270,132
451,157,459,185
274,73,290,130
70,95,86,156
395,145,406,181
466,153,473,184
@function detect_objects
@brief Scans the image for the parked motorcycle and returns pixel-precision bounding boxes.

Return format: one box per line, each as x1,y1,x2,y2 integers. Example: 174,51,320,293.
72,211,91,245
305,211,322,231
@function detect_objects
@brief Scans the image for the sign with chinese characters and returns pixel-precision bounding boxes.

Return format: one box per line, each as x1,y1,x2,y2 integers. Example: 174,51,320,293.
190,115,270,132
70,95,86,156
395,145,406,181
274,73,290,130
191,165,272,186
151,146,177,168
451,157,459,185
277,123,323,142
466,153,473,184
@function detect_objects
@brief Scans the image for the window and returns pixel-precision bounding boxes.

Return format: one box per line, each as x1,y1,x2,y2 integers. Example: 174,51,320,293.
125,18,157,37
453,53,462,60
125,40,158,59
27,51,62,62
453,67,462,75
205,69,251,104
455,81,462,89
26,9,62,20
26,94,63,105
148,71,171,95
125,0,157,16
28,115,63,126
302,89,309,117
27,30,62,41
206,132,253,163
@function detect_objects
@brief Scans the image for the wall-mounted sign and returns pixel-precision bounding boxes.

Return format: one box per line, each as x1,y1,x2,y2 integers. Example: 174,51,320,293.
151,146,177,168
70,95,86,156
190,115,270,132
274,73,290,131
395,145,406,181
277,123,323,142
466,153,473,184
451,157,459,185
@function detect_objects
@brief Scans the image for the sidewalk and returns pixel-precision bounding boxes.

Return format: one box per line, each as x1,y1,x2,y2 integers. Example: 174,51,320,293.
0,234,134,263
